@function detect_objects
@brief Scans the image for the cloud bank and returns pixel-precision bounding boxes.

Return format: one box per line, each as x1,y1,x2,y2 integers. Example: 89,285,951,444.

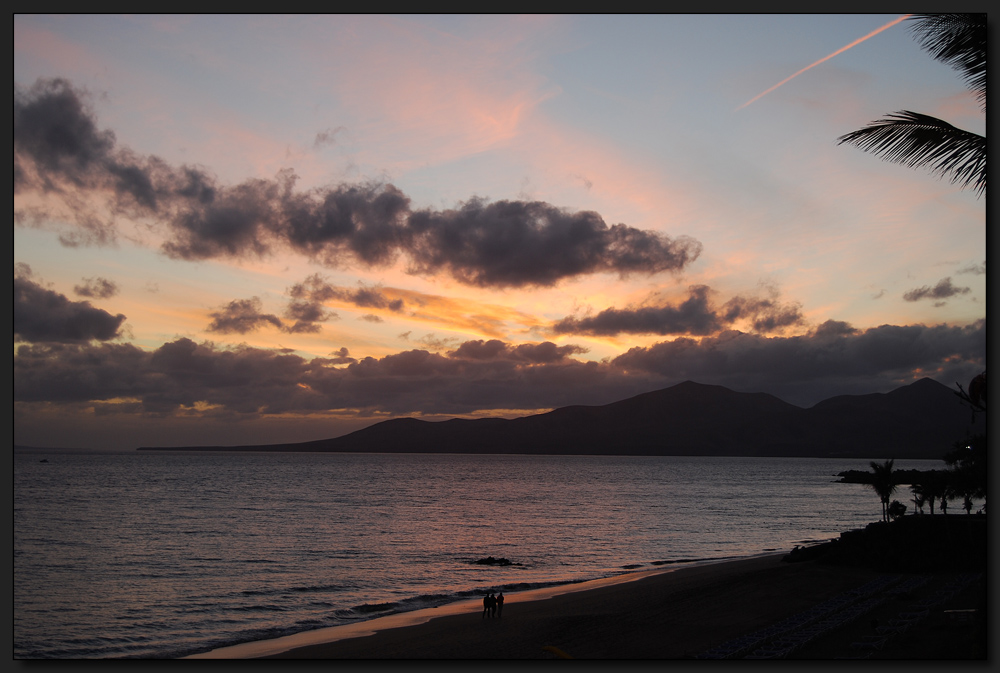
15,319,985,419
611,319,984,403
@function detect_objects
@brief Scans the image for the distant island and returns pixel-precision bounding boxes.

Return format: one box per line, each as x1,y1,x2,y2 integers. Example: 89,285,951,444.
137,378,983,460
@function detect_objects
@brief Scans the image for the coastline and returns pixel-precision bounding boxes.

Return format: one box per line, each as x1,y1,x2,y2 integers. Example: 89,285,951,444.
185,555,756,659
188,550,986,660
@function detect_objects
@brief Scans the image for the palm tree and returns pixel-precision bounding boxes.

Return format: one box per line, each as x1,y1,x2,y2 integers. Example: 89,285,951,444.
867,459,897,522
961,492,975,515
912,471,947,515
949,465,982,515
838,14,985,197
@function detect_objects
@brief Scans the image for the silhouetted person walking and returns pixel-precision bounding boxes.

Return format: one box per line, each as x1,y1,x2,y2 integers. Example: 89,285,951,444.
482,593,490,619
496,591,504,618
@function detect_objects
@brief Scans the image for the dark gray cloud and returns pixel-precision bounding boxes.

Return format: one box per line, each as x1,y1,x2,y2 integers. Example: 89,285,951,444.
210,280,407,335
74,276,119,299
13,78,116,193
287,273,340,304
449,339,588,363
554,285,719,336
553,285,803,337
352,286,405,312
902,277,971,302
284,274,341,332
284,299,334,324
14,266,127,344
406,198,701,287
278,178,413,267
13,79,185,223
283,299,336,333
284,274,402,332
719,293,804,333
811,319,858,338
161,174,277,261
206,297,284,334
15,78,700,288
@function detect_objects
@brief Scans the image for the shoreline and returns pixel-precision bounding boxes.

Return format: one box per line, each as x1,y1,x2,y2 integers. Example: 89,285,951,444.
199,550,984,660
257,553,865,659
185,554,763,659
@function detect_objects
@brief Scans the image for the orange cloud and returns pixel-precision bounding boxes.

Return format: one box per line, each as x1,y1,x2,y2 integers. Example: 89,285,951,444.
363,286,548,340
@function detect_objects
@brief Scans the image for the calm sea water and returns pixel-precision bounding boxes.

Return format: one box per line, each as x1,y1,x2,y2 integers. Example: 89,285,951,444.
14,450,944,659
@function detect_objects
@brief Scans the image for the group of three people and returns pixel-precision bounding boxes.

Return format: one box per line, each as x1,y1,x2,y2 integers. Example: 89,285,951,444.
482,591,504,619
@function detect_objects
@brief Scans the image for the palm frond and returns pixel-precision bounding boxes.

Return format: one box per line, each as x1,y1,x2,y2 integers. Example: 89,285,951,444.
838,111,985,197
908,14,986,112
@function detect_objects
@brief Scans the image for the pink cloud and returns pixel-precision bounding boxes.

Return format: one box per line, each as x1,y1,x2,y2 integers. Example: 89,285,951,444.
308,16,558,172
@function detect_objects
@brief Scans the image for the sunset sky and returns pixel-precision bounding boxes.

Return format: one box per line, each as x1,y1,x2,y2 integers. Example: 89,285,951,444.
14,14,986,450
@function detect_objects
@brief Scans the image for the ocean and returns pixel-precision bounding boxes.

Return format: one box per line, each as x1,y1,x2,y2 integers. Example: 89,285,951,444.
13,449,949,659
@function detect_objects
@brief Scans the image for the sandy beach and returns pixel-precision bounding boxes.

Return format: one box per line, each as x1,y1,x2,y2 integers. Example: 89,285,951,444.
239,553,985,660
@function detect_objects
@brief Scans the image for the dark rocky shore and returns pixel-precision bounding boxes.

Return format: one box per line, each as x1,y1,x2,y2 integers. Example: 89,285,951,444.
783,514,987,573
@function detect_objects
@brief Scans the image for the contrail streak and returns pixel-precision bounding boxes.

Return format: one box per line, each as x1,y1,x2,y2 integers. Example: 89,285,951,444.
737,14,911,111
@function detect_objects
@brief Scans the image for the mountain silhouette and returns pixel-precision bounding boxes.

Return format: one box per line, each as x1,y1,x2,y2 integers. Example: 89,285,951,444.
137,378,984,459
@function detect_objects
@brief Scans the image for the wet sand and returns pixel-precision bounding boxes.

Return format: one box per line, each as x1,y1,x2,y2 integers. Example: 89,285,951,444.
241,553,985,660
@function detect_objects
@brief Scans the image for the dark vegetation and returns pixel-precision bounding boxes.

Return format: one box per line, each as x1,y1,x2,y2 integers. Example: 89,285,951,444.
836,433,986,520
783,515,986,574
787,374,986,574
